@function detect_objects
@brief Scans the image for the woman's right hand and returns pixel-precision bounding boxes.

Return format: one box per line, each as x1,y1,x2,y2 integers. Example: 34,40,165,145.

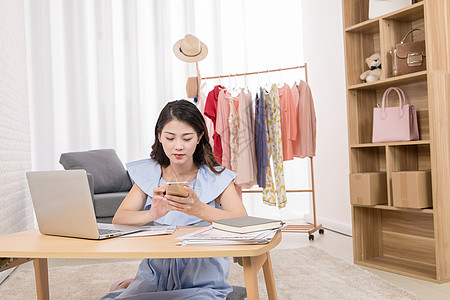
149,184,169,220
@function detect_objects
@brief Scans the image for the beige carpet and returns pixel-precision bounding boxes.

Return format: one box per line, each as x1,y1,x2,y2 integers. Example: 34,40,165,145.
0,246,420,300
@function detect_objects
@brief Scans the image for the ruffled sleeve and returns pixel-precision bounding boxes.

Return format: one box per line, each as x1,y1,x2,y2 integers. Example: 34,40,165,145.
195,165,236,203
126,159,161,196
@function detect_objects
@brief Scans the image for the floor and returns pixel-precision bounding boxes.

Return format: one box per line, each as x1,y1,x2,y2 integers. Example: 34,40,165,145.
4,227,450,299
279,228,450,300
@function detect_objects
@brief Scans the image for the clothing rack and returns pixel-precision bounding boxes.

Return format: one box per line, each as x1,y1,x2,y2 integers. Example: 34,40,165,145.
202,64,323,240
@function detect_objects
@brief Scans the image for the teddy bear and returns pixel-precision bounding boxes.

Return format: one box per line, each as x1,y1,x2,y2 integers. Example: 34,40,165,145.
360,53,381,83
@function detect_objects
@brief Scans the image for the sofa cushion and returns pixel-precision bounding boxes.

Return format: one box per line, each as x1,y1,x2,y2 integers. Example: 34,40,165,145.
226,286,247,300
59,149,132,194
93,192,129,217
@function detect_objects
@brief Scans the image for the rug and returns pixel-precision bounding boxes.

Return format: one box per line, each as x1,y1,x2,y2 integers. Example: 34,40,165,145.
0,246,420,300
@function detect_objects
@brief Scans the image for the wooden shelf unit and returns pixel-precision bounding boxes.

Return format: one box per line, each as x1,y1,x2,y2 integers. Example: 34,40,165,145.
342,0,450,282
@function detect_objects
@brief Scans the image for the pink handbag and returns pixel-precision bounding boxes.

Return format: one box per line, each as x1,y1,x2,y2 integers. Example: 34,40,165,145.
372,87,419,143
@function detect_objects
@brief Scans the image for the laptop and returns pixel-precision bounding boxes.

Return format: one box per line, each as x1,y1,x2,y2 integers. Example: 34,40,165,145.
26,170,143,239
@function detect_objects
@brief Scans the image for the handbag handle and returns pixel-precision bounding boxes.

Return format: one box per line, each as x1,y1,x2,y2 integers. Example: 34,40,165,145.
380,87,407,119
400,28,424,44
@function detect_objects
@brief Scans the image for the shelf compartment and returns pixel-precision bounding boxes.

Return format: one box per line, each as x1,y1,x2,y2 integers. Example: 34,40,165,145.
388,143,431,172
379,81,429,140
347,89,377,145
344,28,381,85
381,3,425,78
348,79,429,144
353,207,437,280
343,0,423,29
350,147,386,173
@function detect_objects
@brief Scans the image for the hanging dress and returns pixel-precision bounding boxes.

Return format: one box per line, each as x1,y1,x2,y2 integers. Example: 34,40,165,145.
204,85,226,164
293,81,317,158
278,83,297,161
255,88,269,188
262,85,287,208
236,89,257,188
227,92,240,172
198,83,215,149
216,89,231,170
100,159,235,300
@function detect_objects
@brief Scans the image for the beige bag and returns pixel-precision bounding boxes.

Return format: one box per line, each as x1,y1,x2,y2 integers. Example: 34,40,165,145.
390,28,426,76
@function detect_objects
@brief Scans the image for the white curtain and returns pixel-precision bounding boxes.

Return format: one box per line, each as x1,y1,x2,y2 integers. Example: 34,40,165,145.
25,0,306,220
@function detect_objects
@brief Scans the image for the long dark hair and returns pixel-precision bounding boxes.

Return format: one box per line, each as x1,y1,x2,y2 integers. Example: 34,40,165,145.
150,99,224,174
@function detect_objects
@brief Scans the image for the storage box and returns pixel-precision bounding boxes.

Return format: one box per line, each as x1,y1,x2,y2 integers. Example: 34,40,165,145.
392,170,432,208
369,0,412,19
349,172,387,205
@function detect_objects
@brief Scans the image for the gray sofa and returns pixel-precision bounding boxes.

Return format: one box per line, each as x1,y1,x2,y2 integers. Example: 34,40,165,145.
59,149,132,223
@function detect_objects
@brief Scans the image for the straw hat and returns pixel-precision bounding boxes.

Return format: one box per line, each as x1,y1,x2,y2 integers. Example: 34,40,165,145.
173,34,208,63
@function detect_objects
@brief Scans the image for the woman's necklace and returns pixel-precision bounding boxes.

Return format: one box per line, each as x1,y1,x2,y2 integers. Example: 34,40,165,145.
169,164,198,182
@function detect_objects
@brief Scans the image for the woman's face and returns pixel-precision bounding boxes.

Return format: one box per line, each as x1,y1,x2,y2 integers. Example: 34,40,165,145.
158,119,203,166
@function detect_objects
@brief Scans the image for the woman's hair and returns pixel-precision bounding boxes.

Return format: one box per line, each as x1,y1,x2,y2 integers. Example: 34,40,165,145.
150,99,224,174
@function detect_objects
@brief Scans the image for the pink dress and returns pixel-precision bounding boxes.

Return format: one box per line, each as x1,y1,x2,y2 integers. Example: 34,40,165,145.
292,81,316,158
278,83,297,161
236,89,257,188
216,90,231,170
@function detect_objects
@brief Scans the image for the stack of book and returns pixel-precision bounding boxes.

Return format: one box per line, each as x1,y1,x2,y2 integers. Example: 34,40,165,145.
177,216,284,246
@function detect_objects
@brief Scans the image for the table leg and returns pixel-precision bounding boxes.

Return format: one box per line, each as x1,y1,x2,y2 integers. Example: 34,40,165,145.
242,255,261,300
242,251,278,300
33,258,49,300
262,252,277,300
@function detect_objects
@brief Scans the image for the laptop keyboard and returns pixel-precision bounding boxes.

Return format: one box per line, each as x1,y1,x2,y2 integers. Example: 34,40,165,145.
98,228,121,236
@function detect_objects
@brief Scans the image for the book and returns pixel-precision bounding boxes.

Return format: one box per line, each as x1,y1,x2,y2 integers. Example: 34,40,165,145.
212,216,284,234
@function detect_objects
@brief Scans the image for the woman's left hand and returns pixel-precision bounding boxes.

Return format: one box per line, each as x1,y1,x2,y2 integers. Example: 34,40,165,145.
164,186,205,217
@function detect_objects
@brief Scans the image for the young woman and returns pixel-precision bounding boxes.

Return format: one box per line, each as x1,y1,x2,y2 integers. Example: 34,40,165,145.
101,99,247,300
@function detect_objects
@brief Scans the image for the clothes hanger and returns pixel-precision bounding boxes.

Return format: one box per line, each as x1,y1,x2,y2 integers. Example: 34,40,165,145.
264,69,272,90
234,74,244,95
227,74,239,97
256,71,261,96
277,68,284,88
298,66,305,85
244,73,249,93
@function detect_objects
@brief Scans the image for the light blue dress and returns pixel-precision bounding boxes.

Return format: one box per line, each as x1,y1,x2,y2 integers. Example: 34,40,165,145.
100,159,236,300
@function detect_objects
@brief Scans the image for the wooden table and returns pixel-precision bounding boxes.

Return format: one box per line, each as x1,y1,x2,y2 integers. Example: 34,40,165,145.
0,227,281,300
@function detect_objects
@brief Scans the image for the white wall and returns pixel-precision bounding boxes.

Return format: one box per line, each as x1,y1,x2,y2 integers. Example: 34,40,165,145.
0,0,33,235
0,0,33,283
302,1,352,235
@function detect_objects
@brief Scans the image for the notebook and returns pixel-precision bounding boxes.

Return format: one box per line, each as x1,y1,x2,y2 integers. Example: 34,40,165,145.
212,216,284,234
26,170,143,240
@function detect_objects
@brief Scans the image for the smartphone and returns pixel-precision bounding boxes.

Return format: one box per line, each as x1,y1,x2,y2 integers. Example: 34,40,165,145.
165,182,189,198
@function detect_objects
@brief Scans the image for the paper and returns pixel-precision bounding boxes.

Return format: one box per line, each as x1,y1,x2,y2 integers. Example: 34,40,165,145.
176,225,278,246
177,239,270,246
121,226,177,237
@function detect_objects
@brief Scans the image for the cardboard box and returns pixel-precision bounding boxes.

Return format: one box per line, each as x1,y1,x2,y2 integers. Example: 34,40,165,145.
392,170,432,208
349,172,387,205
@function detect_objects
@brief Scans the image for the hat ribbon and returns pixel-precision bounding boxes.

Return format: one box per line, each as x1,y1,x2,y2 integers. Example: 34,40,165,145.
179,46,203,57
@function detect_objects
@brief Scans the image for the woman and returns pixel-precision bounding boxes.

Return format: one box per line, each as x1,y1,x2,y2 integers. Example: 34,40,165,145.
101,99,247,299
